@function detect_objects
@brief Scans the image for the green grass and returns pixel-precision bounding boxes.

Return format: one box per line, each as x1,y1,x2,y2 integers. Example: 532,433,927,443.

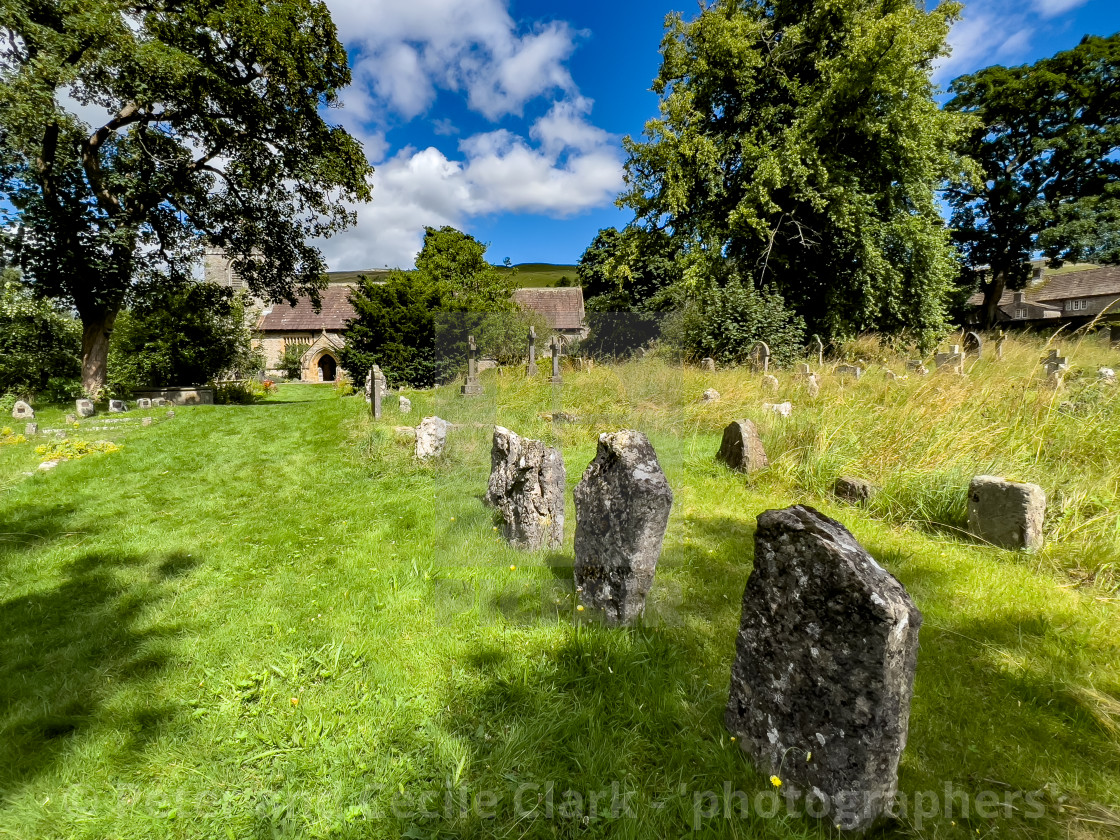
1,336,1119,839
498,263,580,287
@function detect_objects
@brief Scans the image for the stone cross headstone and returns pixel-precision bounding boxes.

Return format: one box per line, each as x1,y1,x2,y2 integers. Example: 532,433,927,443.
963,331,983,359
415,416,449,460
549,337,563,384
716,420,768,474
485,427,566,550
968,475,1045,550
700,357,716,372
370,365,383,419
750,341,771,373
1043,348,1068,378
76,399,95,418
461,336,483,396
574,430,673,625
527,326,538,377
725,505,922,833
12,400,34,420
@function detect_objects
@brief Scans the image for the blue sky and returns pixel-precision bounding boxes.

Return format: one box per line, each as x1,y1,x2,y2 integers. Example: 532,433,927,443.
317,0,1120,271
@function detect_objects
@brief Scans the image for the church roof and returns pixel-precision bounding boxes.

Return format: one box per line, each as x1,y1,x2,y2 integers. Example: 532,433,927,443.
512,287,585,330
257,285,355,332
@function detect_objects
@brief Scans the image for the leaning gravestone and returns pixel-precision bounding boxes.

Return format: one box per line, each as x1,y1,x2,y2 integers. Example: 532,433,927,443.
108,399,127,413
415,416,449,460
573,430,673,625
963,331,983,359
968,475,1045,551
725,505,922,833
717,420,768,474
12,400,34,420
485,427,565,550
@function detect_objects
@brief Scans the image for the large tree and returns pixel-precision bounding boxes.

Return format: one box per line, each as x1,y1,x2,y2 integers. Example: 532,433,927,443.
945,34,1120,327
0,0,373,391
620,0,971,346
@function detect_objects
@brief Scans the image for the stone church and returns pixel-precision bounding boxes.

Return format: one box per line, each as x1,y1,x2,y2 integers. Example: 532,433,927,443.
203,248,586,382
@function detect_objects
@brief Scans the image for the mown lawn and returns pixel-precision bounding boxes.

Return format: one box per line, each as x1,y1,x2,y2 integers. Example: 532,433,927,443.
1,342,1118,839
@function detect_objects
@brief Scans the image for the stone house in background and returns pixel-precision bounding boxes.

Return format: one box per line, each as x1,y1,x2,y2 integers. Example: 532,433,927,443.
203,249,588,381
967,263,1120,328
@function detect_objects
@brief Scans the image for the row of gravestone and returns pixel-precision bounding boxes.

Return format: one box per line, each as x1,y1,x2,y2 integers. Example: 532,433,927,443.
719,419,1047,550
468,422,917,831
10,398,172,421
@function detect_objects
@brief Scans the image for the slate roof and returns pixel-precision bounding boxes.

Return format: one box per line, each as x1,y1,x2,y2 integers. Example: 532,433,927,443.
968,265,1120,308
257,285,356,332
512,287,585,330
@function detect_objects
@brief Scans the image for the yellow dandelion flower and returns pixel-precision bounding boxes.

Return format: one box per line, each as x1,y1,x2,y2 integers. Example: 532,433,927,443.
730,736,736,742
509,565,516,570
769,776,782,788
290,697,299,707
576,605,584,612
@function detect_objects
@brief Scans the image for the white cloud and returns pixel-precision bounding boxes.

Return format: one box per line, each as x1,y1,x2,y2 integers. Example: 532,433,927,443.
1032,0,1089,18
316,105,624,269
935,8,1034,84
323,0,581,121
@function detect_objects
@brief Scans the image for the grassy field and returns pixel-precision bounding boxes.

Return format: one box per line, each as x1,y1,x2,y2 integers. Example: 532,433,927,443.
498,263,580,287
1,332,1119,839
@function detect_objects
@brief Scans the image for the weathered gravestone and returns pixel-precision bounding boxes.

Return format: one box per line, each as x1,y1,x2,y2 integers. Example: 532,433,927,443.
415,416,450,460
963,331,983,359
12,400,34,420
761,374,779,393
795,363,812,377
967,475,1045,551
812,335,824,366
485,427,565,550
370,365,384,419
527,326,538,377
725,505,922,833
142,417,153,427
836,364,862,380
24,423,38,436
137,398,152,409
549,337,563,385
701,388,720,403
905,360,928,376
701,357,716,372
108,399,127,413
462,336,483,396
835,476,875,505
716,420,768,474
76,399,95,418
573,430,673,625
806,374,820,398
399,396,412,413
1111,324,1120,348
65,414,76,424
762,401,793,417
934,345,963,374
750,341,771,374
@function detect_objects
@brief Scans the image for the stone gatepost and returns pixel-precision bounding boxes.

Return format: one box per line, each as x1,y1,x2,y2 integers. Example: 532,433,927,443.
725,505,922,833
461,336,483,396
527,326,538,377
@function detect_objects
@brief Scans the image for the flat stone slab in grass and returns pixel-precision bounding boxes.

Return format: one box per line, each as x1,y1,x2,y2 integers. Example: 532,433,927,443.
485,426,565,550
968,475,1045,550
573,430,673,625
716,419,768,474
726,505,922,833
415,416,449,460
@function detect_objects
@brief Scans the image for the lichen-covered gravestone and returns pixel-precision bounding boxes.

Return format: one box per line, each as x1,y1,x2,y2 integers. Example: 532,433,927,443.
485,427,565,550
12,400,34,420
716,420,768,474
573,430,673,625
725,506,922,833
415,416,450,460
76,399,95,418
967,475,1045,550
399,396,412,414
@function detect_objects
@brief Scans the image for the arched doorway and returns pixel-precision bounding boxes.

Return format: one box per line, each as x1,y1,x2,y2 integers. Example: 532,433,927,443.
318,354,337,382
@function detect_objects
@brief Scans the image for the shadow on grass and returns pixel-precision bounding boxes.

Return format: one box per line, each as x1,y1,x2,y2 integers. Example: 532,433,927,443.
0,549,199,796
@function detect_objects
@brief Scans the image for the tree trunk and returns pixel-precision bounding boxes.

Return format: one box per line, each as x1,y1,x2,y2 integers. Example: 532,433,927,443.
980,273,1006,330
80,308,118,394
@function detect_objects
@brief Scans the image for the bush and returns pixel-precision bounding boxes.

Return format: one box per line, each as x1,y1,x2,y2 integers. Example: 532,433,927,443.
278,342,311,380
108,282,256,391
0,270,81,396
670,280,806,366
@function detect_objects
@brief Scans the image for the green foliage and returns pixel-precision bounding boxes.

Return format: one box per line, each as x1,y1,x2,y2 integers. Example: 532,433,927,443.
277,342,312,381
672,279,806,366
0,0,373,388
945,34,1120,325
107,283,255,391
577,226,681,312
341,227,520,386
0,269,81,396
620,0,970,345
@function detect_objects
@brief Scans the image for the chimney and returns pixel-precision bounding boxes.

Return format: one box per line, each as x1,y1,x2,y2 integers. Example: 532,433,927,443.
1013,291,1026,305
